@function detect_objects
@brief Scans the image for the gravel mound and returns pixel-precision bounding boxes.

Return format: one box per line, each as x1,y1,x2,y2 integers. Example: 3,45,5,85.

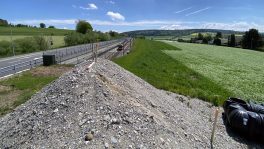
0,59,262,149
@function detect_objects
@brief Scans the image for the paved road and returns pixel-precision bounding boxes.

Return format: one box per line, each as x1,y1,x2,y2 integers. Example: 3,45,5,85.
0,39,123,68
0,39,128,78
0,52,43,68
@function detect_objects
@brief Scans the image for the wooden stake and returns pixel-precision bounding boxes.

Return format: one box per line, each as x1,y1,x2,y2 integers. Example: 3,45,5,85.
95,43,98,62
210,107,219,148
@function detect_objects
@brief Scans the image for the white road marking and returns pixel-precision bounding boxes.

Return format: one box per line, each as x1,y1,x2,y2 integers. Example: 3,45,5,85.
8,57,42,64
0,69,30,80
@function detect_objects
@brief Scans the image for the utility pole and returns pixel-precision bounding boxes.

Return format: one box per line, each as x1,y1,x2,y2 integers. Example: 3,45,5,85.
251,38,253,50
10,25,15,56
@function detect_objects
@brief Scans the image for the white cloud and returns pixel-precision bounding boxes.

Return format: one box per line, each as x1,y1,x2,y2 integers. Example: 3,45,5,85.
106,11,125,21
201,22,264,32
174,7,192,14
160,24,192,30
10,19,264,32
108,1,115,4
72,5,77,8
185,7,211,16
80,3,98,10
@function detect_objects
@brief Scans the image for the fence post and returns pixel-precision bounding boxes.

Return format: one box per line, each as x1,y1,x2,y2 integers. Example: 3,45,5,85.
13,64,16,73
30,60,32,69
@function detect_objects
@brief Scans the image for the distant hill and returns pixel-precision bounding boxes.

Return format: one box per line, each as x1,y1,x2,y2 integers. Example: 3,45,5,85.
0,26,73,36
123,29,243,37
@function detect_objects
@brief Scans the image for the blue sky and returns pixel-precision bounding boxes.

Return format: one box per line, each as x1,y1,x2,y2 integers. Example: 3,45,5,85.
1,0,264,32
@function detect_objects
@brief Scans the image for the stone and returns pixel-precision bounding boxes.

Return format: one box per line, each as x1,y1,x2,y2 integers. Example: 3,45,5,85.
111,118,120,125
111,136,118,144
85,133,93,141
104,142,110,148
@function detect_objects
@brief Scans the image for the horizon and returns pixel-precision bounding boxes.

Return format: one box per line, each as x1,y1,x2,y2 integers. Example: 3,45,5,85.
1,0,264,32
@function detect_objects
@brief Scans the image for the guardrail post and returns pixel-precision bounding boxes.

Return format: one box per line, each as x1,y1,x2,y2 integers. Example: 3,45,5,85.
13,64,16,73
30,60,32,69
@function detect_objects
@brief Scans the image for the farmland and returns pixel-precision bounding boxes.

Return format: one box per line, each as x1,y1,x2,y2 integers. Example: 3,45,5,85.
114,39,232,105
164,41,264,102
0,26,73,49
0,26,72,36
0,35,65,48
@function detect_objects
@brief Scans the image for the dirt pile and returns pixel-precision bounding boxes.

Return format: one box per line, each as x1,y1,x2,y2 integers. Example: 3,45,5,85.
0,59,262,148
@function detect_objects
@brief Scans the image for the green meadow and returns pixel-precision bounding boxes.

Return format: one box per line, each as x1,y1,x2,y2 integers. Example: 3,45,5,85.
164,41,264,102
114,39,232,105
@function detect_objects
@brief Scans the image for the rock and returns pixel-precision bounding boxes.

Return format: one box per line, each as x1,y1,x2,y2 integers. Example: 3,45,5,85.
104,115,111,121
53,108,59,113
111,118,120,125
85,133,93,141
111,137,118,144
104,142,110,148
160,137,165,145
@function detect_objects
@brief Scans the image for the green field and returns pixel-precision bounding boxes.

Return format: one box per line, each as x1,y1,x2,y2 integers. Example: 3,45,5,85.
0,35,65,48
164,41,264,102
114,39,232,105
0,26,73,36
0,65,73,116
146,36,174,40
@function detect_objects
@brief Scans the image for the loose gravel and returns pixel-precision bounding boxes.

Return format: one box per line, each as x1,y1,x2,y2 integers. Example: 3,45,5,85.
0,59,263,149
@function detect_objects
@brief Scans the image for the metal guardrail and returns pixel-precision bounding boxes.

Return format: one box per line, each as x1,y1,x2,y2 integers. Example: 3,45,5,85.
0,58,43,78
0,38,130,78
44,38,125,64
107,38,134,59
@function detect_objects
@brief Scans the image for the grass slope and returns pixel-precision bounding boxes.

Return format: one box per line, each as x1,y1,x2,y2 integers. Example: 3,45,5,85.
0,65,73,116
164,41,264,102
114,39,232,105
0,26,73,36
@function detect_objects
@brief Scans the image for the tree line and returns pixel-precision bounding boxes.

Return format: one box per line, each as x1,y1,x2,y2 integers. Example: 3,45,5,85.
0,20,124,57
0,18,56,29
178,29,263,51
64,20,123,46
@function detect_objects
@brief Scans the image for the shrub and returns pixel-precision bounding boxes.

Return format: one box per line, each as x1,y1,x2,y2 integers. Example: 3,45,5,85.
241,29,262,49
177,39,184,42
215,32,222,39
198,33,203,40
97,32,110,41
76,20,93,34
14,37,38,53
64,32,86,46
202,38,208,44
34,36,49,51
40,23,46,28
0,41,12,56
228,34,236,47
213,38,221,46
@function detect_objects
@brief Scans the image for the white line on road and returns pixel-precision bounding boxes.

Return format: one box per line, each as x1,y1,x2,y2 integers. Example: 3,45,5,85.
0,69,30,80
0,53,42,62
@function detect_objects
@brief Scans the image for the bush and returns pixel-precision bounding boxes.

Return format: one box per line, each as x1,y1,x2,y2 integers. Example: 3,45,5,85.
202,38,208,44
76,20,93,34
0,41,12,56
177,39,184,42
40,23,46,28
228,34,236,47
241,29,262,49
64,32,85,46
213,38,221,46
97,32,110,41
14,37,38,53
34,36,49,51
